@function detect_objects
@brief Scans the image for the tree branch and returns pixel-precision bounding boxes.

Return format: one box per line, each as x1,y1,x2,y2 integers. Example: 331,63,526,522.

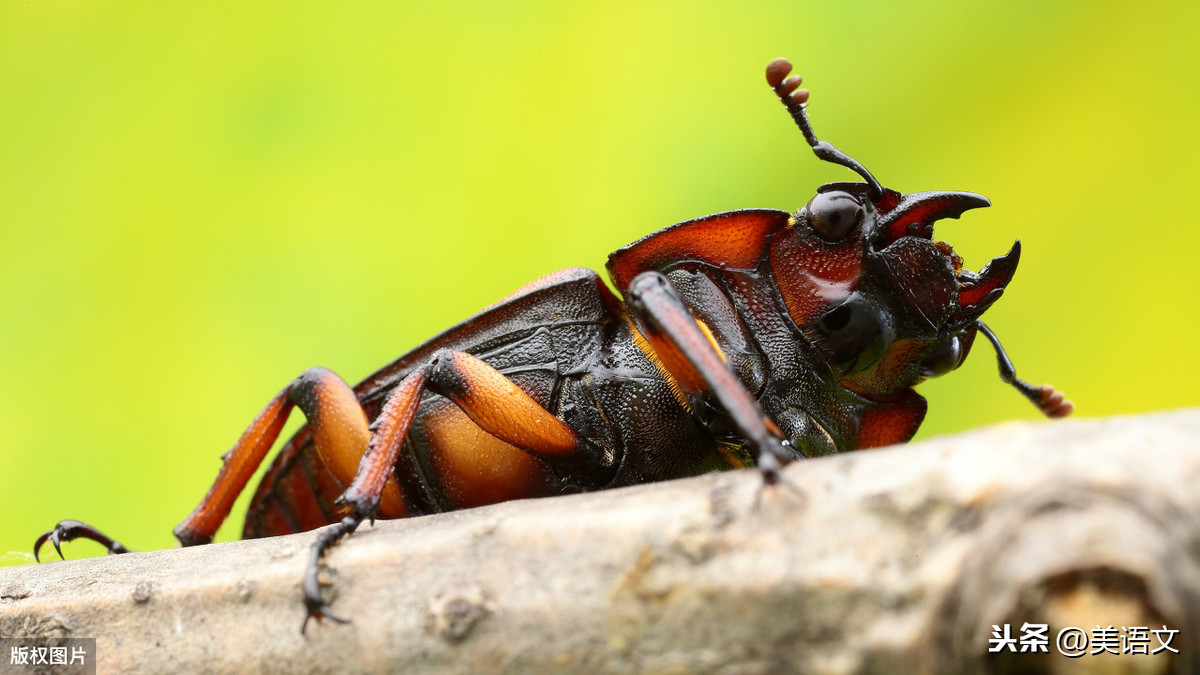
2,410,1198,673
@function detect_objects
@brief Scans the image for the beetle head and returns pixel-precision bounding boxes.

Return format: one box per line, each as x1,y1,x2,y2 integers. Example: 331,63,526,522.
765,60,1020,401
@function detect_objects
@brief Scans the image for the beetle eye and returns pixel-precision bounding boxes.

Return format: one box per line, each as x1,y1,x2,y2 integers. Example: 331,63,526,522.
805,191,865,241
919,336,963,379
815,296,888,374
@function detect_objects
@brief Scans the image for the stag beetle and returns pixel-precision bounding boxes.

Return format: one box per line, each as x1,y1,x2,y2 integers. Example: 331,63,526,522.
36,59,1071,630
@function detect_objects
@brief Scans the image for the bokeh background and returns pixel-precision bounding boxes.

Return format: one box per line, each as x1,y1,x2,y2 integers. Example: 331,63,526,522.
2,2,1197,563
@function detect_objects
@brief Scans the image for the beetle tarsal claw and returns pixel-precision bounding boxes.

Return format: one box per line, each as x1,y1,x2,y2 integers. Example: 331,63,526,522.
302,599,351,635
32,529,60,563
756,450,782,484
751,464,806,512
33,519,128,561
751,438,806,507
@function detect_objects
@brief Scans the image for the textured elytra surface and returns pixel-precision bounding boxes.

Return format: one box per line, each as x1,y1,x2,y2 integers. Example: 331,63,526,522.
1,410,1197,674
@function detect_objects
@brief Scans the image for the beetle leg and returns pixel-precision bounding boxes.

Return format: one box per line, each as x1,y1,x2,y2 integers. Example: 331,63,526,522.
299,363,429,633
344,350,603,519
300,348,606,631
623,271,793,480
301,514,359,632
36,372,323,559
34,519,130,561
172,385,296,546
174,367,407,547
33,367,383,560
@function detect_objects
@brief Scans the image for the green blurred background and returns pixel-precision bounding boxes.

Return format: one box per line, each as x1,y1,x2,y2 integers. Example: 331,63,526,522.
2,2,1197,564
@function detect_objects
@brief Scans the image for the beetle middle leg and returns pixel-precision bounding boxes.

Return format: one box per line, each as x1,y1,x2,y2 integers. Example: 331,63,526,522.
302,348,608,631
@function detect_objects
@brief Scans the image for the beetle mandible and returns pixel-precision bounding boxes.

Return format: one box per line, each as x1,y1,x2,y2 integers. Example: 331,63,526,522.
36,58,1072,630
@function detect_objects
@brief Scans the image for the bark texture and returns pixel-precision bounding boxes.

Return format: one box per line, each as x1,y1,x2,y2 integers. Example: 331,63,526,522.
2,410,1198,674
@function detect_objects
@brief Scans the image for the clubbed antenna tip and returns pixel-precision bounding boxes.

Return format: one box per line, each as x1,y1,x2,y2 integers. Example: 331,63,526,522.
765,58,883,202
766,58,809,107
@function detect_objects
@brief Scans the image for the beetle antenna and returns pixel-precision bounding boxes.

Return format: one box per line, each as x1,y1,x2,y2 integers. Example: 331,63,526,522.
766,58,884,203
976,322,1074,418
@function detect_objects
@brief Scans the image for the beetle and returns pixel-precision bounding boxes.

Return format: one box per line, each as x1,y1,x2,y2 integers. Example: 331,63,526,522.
36,58,1071,631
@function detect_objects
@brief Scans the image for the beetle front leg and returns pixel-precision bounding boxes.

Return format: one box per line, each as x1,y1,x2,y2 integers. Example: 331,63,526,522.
302,348,605,632
624,271,794,479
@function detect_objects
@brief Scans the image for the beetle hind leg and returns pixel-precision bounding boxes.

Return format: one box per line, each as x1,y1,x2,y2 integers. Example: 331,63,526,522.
31,376,313,561
172,366,408,548
34,519,130,561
